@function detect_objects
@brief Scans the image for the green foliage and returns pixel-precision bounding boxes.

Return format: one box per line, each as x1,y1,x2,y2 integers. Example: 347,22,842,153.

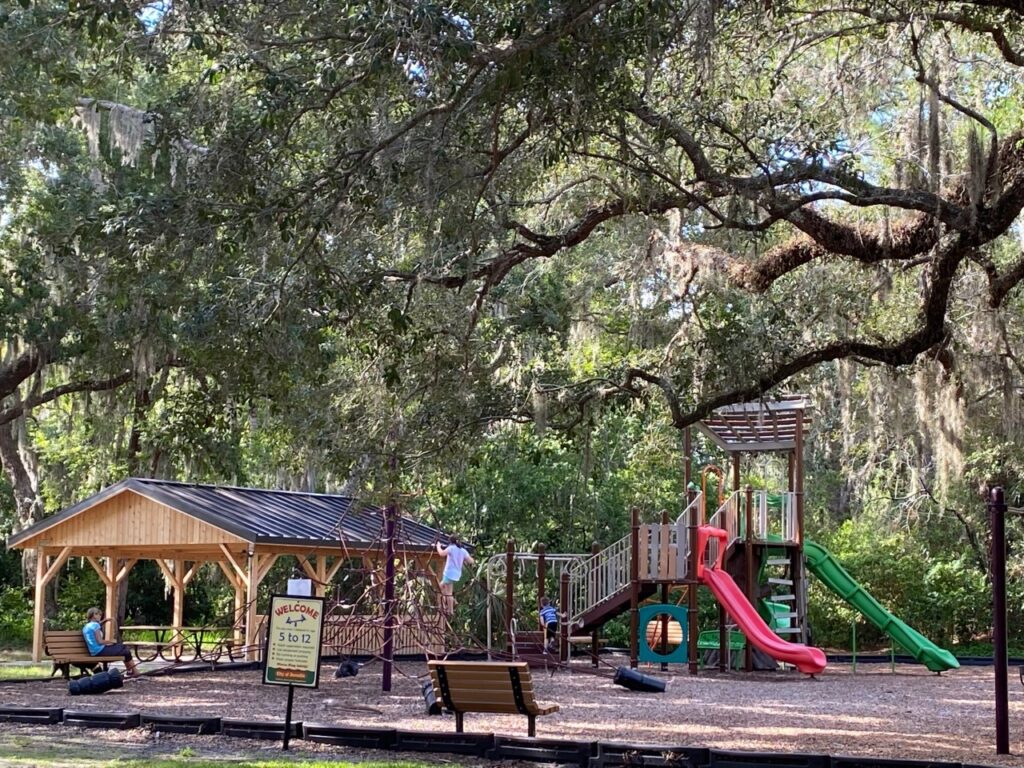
0,587,33,646
52,563,104,630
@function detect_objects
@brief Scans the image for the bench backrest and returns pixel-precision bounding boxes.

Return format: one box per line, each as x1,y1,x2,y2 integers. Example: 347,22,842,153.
428,660,544,715
44,630,92,658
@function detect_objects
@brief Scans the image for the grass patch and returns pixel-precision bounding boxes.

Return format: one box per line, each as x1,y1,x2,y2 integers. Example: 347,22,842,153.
116,762,436,768
0,646,33,662
0,663,52,680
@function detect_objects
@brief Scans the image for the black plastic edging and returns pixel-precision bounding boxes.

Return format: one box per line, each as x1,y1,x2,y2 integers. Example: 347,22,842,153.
221,718,301,740
1,704,1004,768
302,723,395,749
594,741,710,768
394,728,495,756
62,711,141,730
710,749,830,768
140,714,221,735
832,757,963,768
488,735,595,766
0,706,62,724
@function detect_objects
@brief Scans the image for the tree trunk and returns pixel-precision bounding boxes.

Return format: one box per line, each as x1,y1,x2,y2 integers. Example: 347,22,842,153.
0,415,45,586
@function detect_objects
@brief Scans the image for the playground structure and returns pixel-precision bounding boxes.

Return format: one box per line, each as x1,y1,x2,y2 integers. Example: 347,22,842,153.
485,395,958,675
6,395,958,691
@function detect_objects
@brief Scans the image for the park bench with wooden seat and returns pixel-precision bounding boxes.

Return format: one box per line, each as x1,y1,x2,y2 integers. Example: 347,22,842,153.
427,660,559,737
43,630,109,679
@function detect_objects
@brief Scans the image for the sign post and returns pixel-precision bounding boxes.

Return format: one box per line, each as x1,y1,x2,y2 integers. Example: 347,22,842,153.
263,594,325,750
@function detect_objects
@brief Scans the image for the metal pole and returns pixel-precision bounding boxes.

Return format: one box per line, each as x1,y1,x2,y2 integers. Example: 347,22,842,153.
382,506,396,692
744,485,754,672
505,539,515,653
560,570,570,663
688,488,699,675
537,543,546,607
991,486,1009,755
282,684,294,750
591,542,601,668
851,621,857,674
630,507,640,669
486,564,493,660
660,511,670,671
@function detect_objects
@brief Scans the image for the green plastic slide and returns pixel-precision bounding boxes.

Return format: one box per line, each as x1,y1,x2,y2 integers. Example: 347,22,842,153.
803,538,959,672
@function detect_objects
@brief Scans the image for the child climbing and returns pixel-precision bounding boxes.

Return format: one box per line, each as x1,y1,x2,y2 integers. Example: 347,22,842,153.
539,596,558,652
436,534,475,615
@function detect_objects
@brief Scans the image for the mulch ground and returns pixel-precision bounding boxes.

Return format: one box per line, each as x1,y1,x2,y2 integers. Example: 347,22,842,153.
2,655,1023,766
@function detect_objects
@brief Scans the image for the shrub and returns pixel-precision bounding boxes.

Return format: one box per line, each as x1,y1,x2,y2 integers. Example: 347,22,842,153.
0,587,33,646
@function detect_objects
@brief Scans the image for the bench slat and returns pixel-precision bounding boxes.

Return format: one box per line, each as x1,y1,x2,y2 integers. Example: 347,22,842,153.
428,671,540,688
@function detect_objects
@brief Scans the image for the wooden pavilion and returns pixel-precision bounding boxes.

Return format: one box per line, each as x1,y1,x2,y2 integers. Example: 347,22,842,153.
6,478,449,663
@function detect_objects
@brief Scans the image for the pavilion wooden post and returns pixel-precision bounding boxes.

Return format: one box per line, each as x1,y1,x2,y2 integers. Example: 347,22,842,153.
32,546,72,661
173,560,186,634
154,559,187,645
105,558,117,640
217,563,246,646
245,548,259,661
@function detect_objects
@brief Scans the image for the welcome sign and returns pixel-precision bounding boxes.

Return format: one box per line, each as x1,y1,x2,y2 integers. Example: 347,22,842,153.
264,595,326,687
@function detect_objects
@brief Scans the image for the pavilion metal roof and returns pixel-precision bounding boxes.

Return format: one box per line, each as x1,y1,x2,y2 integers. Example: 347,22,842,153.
6,478,449,552
698,394,811,453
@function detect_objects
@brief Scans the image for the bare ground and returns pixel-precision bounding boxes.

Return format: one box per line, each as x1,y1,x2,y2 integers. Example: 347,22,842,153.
2,655,1023,766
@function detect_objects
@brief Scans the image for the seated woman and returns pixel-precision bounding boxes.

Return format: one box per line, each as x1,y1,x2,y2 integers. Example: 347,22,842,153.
82,607,139,678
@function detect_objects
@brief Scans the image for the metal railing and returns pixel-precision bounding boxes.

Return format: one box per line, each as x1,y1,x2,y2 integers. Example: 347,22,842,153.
484,551,587,657
569,494,706,624
567,534,631,626
704,490,799,570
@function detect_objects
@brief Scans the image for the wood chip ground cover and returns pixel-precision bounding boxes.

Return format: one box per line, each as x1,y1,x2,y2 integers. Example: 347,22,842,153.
1,657,1022,766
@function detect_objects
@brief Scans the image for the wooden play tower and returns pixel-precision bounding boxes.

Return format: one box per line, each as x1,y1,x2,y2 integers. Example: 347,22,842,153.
494,395,811,674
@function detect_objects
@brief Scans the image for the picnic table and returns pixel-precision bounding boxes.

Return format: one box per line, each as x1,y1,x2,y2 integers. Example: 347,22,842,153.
120,625,239,663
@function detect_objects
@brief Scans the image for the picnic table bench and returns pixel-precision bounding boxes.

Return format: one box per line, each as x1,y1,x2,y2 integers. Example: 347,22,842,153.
427,660,559,737
43,630,109,679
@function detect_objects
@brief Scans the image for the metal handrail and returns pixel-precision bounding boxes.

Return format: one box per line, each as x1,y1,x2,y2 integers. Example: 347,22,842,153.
567,534,631,626
703,490,800,570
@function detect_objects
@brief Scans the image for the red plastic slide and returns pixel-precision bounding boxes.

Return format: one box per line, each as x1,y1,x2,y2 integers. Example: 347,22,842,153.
699,568,827,675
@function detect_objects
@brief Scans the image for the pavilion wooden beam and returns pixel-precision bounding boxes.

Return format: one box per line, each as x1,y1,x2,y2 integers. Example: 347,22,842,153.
32,546,72,661
298,556,319,581
326,557,346,584
242,552,277,660
220,544,249,587
104,558,117,640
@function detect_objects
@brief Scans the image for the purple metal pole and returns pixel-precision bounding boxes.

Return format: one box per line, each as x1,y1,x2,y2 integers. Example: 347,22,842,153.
382,505,397,692
990,487,1008,754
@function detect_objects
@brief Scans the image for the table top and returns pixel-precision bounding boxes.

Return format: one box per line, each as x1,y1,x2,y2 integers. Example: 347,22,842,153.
121,625,232,633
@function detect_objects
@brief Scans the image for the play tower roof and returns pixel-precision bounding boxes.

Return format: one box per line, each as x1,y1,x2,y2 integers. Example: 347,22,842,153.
698,394,810,453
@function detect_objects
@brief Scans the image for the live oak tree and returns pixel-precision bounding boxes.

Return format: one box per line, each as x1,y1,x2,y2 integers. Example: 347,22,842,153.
5,1,1024,616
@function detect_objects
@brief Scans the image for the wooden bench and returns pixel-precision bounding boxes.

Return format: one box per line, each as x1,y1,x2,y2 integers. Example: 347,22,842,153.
427,660,559,737
43,630,110,679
